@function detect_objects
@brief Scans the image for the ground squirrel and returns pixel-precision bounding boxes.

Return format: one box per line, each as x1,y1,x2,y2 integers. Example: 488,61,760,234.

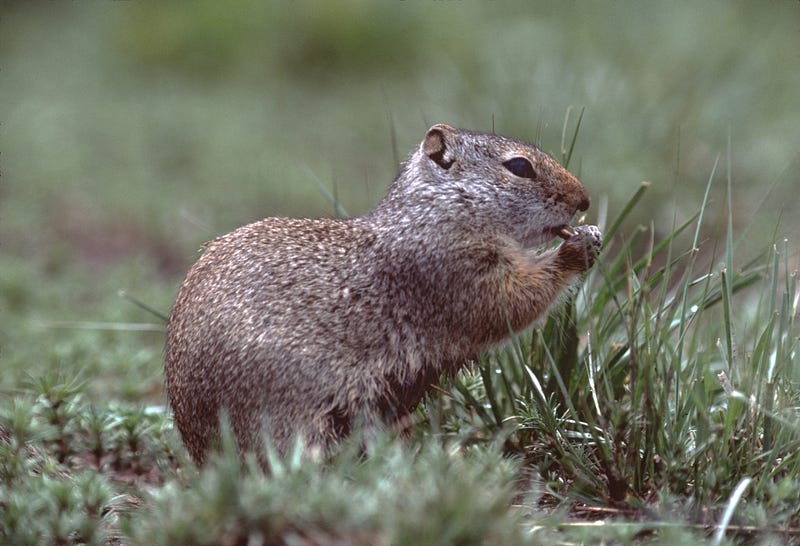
165,123,602,464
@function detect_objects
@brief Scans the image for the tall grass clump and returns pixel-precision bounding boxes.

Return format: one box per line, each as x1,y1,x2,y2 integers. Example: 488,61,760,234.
434,163,799,541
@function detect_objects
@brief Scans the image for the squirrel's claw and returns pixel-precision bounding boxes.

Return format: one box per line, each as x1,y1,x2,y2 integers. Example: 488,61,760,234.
556,224,602,271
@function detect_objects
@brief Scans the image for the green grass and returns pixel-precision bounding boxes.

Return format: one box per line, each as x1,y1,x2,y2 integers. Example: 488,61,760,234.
2,1,800,544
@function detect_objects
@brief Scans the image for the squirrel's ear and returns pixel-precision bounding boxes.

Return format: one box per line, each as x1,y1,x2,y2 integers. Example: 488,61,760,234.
423,124,456,170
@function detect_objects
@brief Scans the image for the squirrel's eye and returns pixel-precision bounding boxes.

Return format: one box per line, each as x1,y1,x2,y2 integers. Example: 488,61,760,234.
502,157,537,179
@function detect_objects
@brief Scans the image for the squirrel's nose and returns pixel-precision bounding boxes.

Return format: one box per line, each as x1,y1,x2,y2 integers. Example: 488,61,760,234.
577,194,590,212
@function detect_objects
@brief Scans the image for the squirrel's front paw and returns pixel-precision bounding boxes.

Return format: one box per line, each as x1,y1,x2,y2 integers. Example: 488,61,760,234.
557,225,602,272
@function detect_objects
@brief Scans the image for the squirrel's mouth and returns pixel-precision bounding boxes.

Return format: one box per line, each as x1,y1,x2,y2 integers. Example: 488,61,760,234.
524,224,576,248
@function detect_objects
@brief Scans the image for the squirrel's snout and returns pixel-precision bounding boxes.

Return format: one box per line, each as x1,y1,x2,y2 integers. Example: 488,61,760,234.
567,174,591,212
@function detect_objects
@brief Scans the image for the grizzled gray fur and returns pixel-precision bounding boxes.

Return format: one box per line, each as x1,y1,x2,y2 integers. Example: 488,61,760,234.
165,124,601,464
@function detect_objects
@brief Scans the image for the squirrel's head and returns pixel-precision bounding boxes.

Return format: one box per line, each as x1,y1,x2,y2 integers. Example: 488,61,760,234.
391,124,590,248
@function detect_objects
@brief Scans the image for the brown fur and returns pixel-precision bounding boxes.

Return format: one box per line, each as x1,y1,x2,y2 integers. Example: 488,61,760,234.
165,124,601,464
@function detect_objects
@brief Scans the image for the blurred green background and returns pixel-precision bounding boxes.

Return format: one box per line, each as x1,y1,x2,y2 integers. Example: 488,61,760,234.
1,1,799,401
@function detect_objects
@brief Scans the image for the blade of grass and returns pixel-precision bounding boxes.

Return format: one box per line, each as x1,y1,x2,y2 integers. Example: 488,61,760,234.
602,181,650,244
119,290,170,322
303,166,349,218
561,106,585,169
712,477,751,546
